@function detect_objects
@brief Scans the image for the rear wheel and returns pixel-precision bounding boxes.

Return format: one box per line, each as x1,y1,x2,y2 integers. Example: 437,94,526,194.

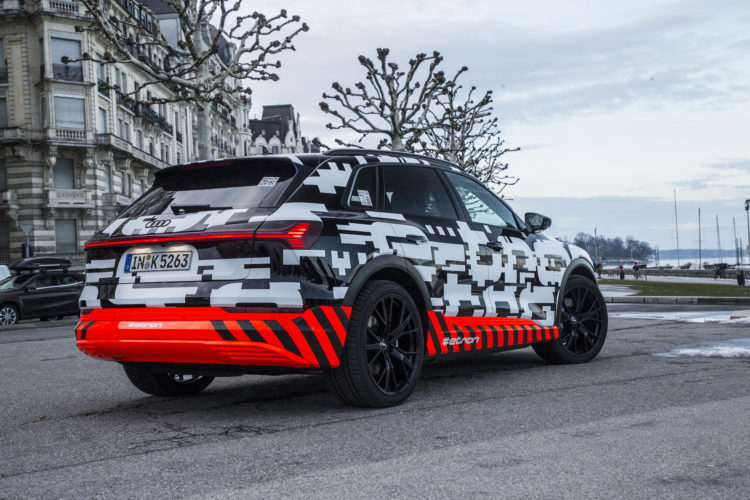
327,280,424,407
533,276,608,363
123,365,214,396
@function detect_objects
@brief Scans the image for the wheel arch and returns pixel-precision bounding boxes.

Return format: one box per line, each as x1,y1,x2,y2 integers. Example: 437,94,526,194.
555,258,598,324
343,255,432,327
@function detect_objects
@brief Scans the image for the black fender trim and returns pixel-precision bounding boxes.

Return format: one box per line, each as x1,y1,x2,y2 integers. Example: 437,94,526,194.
342,254,432,311
555,258,597,325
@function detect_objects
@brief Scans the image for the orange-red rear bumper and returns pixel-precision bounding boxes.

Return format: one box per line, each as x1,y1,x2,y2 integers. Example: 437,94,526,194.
76,306,351,368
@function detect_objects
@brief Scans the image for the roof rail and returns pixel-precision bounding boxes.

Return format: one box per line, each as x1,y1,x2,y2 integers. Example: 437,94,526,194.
325,149,460,169
9,257,72,273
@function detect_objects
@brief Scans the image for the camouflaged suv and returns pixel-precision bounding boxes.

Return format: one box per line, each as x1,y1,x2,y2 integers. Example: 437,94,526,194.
77,150,607,407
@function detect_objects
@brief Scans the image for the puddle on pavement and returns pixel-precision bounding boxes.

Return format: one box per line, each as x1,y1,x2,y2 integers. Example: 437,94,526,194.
655,338,750,358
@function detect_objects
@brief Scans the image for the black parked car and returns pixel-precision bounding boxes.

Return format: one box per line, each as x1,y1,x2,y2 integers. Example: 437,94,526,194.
0,258,84,326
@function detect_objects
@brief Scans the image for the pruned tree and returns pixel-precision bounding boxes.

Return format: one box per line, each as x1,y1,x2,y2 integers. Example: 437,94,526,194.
419,72,519,192
319,48,449,151
72,0,308,159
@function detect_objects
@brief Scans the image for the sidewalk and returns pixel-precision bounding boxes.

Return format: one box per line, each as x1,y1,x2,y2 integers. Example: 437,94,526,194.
604,296,750,306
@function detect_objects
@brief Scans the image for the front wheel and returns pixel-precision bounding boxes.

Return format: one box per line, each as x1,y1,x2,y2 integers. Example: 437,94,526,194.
0,304,18,326
533,276,608,364
123,365,214,396
327,280,424,407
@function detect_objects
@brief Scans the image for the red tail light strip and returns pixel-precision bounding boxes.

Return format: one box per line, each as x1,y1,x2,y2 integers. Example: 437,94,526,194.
84,222,313,250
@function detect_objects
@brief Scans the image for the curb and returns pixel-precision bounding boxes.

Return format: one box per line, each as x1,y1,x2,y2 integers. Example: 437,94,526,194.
605,296,750,306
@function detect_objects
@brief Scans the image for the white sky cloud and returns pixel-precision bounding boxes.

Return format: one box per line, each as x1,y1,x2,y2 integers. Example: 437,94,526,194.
244,0,750,250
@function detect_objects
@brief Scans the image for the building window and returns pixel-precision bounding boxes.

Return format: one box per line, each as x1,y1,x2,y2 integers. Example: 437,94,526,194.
140,179,145,193
176,151,181,164
272,146,279,154
257,145,264,155
55,219,77,253
50,36,82,82
124,173,131,196
114,171,122,193
117,118,123,138
148,137,154,156
102,166,111,193
0,159,6,191
0,97,7,128
53,158,75,190
0,220,9,260
54,96,85,129
0,39,7,84
136,130,143,150
97,107,107,134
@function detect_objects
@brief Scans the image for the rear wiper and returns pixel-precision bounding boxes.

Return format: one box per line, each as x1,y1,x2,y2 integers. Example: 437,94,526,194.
170,204,232,214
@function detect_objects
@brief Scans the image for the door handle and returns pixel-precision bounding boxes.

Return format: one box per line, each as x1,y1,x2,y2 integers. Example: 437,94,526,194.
406,234,428,244
487,241,504,251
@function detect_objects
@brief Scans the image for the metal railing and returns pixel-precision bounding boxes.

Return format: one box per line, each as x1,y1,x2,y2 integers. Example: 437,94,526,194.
135,104,173,134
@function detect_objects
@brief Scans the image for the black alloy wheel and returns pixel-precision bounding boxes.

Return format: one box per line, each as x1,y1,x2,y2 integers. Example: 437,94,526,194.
327,280,424,407
533,276,608,364
364,293,421,395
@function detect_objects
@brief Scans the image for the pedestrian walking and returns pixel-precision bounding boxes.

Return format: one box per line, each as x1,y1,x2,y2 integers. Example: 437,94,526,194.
619,264,624,280
738,269,746,287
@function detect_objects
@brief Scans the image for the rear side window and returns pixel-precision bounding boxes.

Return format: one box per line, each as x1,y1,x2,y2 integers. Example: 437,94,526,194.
120,159,300,217
382,165,457,219
348,166,376,209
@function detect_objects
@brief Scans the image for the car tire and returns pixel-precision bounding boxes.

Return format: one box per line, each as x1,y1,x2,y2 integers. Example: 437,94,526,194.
123,365,214,397
533,276,608,364
327,280,424,408
0,304,18,326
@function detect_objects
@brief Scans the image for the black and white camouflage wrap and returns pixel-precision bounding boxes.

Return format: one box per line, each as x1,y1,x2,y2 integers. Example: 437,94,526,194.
83,152,593,328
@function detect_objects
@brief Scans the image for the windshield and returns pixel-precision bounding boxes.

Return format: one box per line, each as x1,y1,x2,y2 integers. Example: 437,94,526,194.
119,159,301,218
0,274,35,290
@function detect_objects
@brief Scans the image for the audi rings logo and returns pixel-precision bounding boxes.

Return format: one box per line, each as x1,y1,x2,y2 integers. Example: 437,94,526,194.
144,219,172,228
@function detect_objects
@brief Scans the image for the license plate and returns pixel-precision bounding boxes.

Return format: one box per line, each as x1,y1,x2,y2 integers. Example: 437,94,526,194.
124,251,192,272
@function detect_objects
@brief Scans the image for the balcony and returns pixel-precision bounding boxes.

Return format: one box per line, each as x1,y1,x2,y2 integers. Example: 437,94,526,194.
48,128,89,143
102,192,132,207
96,133,170,170
52,63,83,82
45,188,94,209
135,104,173,134
212,136,236,157
117,94,136,113
97,78,109,97
0,127,25,142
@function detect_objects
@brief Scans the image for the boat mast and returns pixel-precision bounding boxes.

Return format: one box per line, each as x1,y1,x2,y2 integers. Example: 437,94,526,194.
674,189,680,268
733,217,739,265
716,215,723,264
698,208,702,269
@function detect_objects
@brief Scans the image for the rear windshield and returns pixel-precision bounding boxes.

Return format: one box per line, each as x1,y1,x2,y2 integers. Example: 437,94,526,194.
119,159,301,218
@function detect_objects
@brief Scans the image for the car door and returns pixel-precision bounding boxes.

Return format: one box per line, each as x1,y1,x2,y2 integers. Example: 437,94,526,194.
381,164,487,317
53,273,85,314
443,172,558,323
19,274,62,318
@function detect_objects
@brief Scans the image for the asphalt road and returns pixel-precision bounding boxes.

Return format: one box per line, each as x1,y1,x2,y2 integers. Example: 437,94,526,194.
1,307,749,499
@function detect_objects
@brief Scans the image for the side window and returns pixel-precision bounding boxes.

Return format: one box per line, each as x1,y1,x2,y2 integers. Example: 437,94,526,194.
347,166,376,209
445,172,517,229
382,165,457,219
56,274,82,285
31,274,55,288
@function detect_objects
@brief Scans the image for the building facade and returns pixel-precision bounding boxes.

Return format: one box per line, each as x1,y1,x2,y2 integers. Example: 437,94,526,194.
0,0,314,263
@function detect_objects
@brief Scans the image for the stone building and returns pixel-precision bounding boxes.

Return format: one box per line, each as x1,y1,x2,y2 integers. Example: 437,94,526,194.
0,1,314,263
243,104,321,156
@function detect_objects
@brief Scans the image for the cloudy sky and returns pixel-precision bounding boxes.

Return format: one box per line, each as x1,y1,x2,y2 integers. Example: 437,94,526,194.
247,0,750,252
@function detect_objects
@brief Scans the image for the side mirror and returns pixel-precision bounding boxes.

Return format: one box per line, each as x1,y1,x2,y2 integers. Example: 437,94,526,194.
25,285,37,292
525,212,552,233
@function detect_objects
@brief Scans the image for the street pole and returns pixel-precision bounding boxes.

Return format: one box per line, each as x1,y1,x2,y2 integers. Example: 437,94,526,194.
745,199,750,267
698,208,702,270
594,227,598,264
674,189,680,268
733,217,739,266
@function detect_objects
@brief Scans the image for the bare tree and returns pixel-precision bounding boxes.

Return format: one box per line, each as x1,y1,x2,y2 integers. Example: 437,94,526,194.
73,0,308,159
319,48,450,151
420,73,519,192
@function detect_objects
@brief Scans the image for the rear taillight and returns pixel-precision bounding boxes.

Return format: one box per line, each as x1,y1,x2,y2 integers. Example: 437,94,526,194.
84,221,320,250
255,222,320,248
